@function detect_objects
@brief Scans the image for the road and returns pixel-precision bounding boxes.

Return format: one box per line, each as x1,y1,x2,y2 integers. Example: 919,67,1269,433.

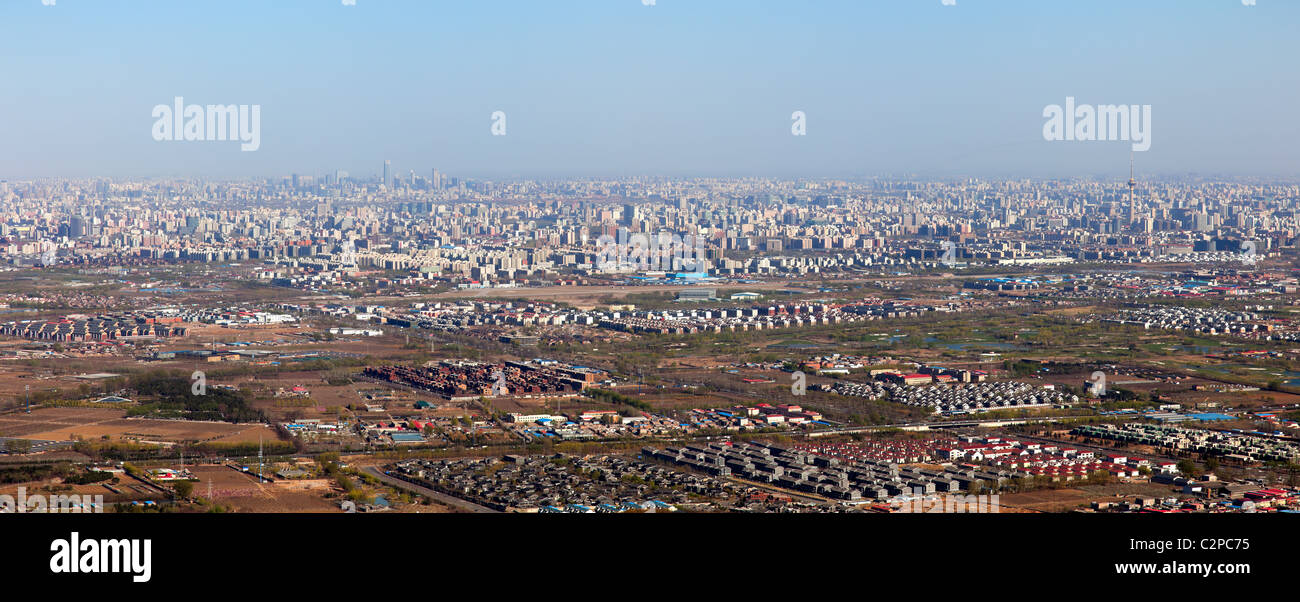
805,415,1097,437
361,465,500,513
0,437,75,455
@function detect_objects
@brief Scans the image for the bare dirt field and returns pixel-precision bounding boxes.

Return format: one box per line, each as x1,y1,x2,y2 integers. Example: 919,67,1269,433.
242,371,465,421
243,372,362,409
185,464,454,513
997,488,1093,512
187,464,341,513
999,481,1181,512
204,424,280,445
0,360,137,406
1076,481,1181,499
0,407,262,444
0,407,129,438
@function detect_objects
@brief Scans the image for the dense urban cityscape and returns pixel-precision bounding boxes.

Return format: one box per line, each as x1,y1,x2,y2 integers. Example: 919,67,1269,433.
4,0,1293,590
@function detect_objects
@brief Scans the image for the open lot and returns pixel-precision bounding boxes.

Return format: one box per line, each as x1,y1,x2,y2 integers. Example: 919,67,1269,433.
186,464,341,513
0,407,265,444
997,489,1094,513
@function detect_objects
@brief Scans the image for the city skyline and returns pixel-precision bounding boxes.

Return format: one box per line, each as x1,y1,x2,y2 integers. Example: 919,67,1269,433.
6,0,1300,588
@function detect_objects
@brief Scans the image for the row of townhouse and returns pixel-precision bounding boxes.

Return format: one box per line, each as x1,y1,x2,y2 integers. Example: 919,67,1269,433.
0,318,185,342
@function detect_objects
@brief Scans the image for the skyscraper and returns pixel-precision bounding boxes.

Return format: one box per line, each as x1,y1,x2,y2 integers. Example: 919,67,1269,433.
383,159,391,187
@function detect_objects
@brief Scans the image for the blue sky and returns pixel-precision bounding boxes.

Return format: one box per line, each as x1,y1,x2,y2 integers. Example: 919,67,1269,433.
0,0,1295,180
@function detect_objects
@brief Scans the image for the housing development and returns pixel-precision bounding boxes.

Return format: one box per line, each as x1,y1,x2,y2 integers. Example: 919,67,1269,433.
1,174,1298,518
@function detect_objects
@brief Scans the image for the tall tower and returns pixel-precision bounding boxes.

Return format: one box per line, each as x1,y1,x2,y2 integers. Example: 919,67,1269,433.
383,159,391,187
1127,151,1137,224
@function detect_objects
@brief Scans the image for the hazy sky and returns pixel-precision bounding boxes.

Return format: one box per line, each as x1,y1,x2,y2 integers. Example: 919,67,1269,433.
1,0,1296,180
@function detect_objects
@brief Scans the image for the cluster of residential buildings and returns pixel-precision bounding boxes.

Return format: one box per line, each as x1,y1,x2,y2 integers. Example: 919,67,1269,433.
1039,271,1297,301
1097,305,1295,340
1074,423,1300,463
936,436,1175,479
645,441,1017,502
500,402,828,442
278,297,955,341
689,403,827,428
503,411,682,441
363,360,596,401
597,303,849,335
0,312,186,342
830,379,1076,415
798,354,897,375
792,438,959,464
388,454,740,512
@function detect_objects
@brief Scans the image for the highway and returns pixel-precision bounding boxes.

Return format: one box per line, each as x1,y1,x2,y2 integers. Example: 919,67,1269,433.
361,465,500,513
0,437,75,455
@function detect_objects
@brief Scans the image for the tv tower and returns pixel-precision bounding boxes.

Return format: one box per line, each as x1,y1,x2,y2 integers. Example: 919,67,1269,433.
1127,151,1137,224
